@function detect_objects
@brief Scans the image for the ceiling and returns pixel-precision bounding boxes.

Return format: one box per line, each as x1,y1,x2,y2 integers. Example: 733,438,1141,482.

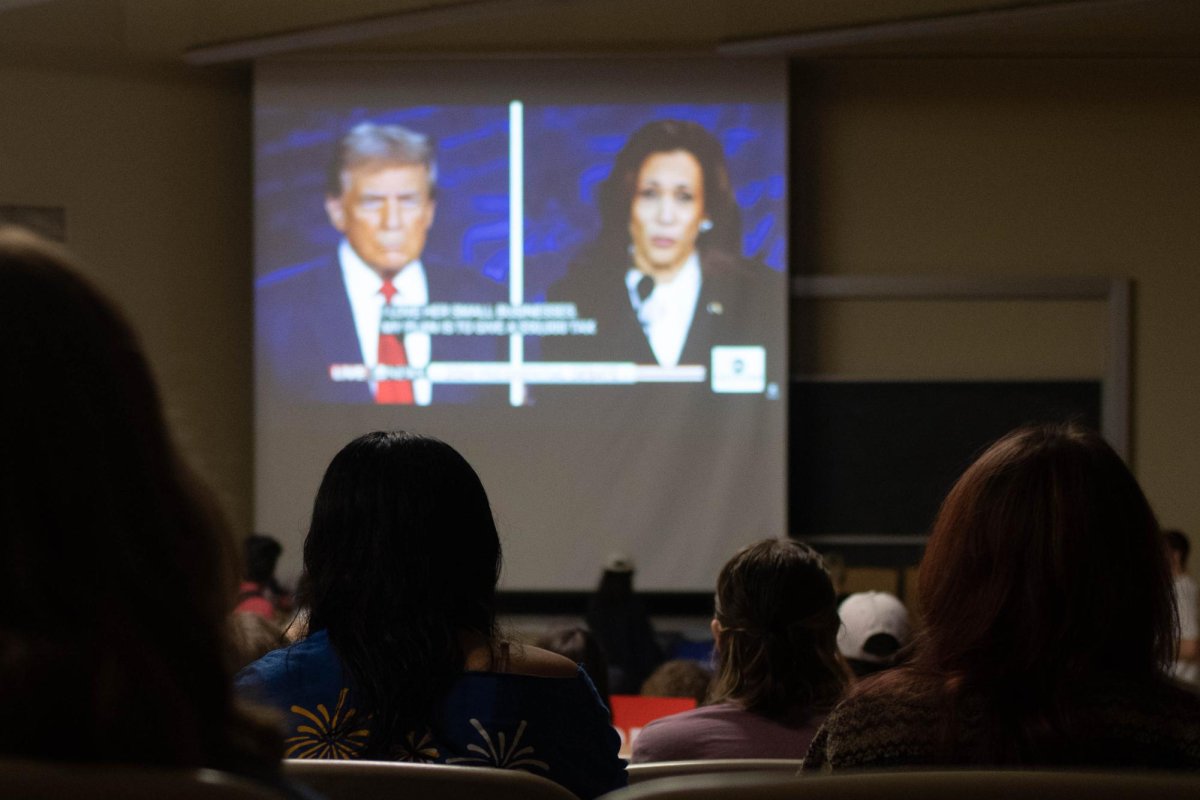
0,0,1197,72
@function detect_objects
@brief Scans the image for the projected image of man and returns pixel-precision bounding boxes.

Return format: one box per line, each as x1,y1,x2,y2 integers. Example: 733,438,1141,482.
328,140,434,277
544,119,781,374
328,127,437,404
258,123,500,404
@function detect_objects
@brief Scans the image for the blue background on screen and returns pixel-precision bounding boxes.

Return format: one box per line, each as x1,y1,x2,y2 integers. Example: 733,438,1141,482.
255,106,511,285
254,103,786,298
522,103,787,304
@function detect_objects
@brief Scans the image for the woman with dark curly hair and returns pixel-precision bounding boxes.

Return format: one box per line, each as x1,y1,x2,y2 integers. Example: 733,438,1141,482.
543,118,780,369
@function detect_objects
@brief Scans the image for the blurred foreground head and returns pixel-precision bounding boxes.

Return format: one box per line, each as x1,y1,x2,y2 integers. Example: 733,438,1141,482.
0,227,277,769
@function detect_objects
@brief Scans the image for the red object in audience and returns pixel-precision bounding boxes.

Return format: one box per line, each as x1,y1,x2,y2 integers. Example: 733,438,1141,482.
376,279,414,404
610,695,697,755
234,581,275,619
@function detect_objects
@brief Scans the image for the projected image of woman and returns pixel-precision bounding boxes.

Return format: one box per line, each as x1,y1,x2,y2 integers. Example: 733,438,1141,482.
544,119,780,369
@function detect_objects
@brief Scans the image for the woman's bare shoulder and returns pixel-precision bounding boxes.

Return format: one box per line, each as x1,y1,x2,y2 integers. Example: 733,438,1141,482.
505,643,580,679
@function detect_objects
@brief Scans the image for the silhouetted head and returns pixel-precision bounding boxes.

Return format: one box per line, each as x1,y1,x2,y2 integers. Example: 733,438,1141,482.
641,659,713,706
866,423,1177,763
0,227,277,769
916,423,1174,686
244,534,283,586
300,431,501,756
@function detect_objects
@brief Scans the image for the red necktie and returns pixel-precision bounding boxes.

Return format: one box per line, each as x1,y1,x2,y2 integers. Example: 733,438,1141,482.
376,278,414,404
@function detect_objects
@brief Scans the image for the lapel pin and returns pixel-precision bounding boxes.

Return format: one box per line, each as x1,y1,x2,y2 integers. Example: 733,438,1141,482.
707,301,723,315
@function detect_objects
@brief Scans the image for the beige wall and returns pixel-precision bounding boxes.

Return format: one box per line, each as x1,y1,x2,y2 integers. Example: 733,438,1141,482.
3,57,1197,580
0,62,254,531
797,58,1200,579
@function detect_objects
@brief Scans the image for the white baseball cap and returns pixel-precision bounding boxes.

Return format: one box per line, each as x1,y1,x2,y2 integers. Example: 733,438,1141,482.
837,591,910,663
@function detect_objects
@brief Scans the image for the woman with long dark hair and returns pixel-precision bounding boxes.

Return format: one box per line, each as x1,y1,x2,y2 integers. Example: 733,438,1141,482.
632,538,850,762
237,431,626,798
543,118,780,369
0,229,282,778
803,423,1200,771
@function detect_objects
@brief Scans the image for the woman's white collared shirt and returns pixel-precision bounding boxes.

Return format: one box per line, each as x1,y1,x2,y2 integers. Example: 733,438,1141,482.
625,252,703,368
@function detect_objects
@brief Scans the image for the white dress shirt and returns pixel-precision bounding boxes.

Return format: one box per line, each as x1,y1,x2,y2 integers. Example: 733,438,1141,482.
337,239,432,405
625,252,703,368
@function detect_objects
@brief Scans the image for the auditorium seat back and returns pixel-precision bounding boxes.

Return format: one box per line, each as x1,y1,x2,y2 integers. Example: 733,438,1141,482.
282,758,578,800
602,769,1200,800
627,759,805,784
0,759,284,799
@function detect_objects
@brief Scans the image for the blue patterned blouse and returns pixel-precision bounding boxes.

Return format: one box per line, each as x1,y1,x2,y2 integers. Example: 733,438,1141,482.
235,629,627,799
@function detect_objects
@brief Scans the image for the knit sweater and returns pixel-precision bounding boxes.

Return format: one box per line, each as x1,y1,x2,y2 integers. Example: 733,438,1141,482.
802,676,1200,773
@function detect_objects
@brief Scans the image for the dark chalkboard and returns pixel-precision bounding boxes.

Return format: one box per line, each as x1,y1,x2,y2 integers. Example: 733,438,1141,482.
789,381,1102,536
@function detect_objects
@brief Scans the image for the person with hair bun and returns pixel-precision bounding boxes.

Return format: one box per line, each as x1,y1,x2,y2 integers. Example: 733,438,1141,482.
803,423,1200,772
631,538,849,762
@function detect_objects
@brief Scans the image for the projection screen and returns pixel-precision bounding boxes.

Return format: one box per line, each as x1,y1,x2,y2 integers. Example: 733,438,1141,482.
254,59,788,591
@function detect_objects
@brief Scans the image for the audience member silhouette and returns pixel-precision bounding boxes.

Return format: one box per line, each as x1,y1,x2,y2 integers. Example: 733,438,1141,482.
640,659,713,706
0,228,283,781
13,228,1194,794
236,431,626,798
586,555,664,695
632,538,849,762
236,534,292,620
837,591,910,678
803,423,1200,772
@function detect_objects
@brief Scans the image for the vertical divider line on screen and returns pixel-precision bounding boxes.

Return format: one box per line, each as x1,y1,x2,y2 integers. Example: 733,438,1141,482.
508,99,526,407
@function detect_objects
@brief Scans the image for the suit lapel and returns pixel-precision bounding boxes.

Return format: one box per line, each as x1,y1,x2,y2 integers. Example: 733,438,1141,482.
605,277,657,364
313,258,373,402
679,273,722,366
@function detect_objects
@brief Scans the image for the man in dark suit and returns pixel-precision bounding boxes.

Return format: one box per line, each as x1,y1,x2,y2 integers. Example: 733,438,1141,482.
257,123,501,405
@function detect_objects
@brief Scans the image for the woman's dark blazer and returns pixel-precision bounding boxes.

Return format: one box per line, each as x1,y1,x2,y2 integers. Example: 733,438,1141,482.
542,247,784,370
